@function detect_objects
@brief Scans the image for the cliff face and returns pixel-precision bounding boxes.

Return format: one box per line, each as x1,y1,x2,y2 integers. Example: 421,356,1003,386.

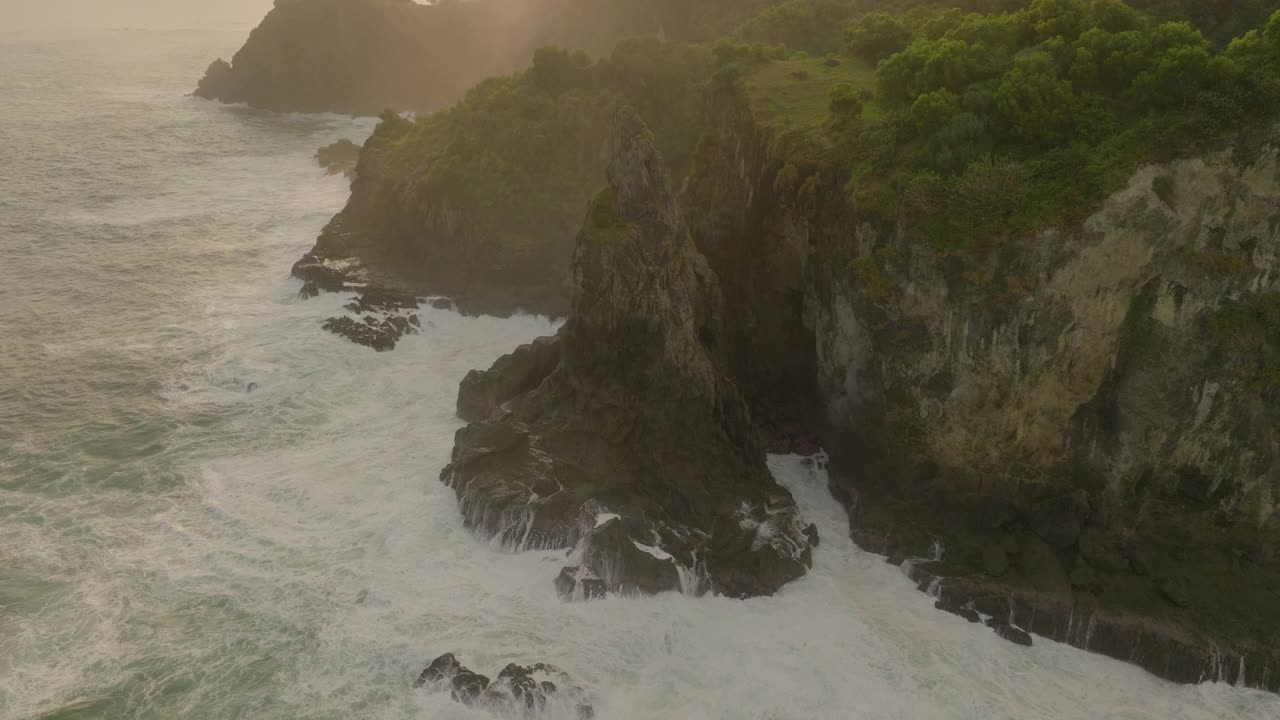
442,108,816,599
195,0,662,116
685,74,1280,690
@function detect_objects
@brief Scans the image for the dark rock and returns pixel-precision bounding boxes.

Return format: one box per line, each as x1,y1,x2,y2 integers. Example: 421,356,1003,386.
935,599,982,624
457,335,561,423
1032,491,1091,549
322,316,398,351
982,545,1009,577
322,290,423,350
430,297,455,310
1017,536,1071,594
979,498,1018,530
792,438,822,456
1080,525,1131,568
1001,534,1021,555
1128,546,1153,576
1069,562,1095,590
987,618,1034,646
414,652,461,687
450,668,490,705
440,109,814,599
298,280,320,299
804,523,820,548
414,653,490,704
1160,577,1192,608
558,517,681,599
555,566,606,600
194,59,234,101
317,138,361,179
418,655,592,718
344,288,421,314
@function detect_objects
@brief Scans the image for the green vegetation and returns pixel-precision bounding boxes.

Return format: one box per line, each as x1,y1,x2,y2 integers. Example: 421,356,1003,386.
358,0,1280,265
1208,292,1280,396
365,40,712,249
742,57,877,131
724,1,1280,251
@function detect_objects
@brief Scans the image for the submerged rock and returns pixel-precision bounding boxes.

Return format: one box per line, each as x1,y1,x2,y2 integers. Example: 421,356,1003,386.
441,108,815,599
415,654,593,719
321,289,422,351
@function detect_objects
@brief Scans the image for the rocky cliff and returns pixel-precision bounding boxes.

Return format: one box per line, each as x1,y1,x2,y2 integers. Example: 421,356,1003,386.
291,40,714,316
683,71,1280,690
195,0,663,116
441,108,816,599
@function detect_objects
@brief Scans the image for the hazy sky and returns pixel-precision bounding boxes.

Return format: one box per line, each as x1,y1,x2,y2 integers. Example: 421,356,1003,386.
0,0,276,32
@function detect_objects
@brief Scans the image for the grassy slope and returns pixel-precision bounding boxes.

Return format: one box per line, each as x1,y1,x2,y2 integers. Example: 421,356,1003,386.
741,58,878,129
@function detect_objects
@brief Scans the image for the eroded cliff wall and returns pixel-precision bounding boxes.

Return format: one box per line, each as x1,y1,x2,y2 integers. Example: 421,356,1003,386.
685,72,1280,690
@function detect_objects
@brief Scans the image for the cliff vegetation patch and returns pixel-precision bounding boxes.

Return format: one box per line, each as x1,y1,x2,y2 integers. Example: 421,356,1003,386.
724,1,1280,251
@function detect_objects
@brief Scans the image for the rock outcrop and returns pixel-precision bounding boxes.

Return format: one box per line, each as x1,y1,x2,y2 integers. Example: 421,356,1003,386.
316,139,361,180
318,289,423,351
682,72,1280,690
441,108,815,599
415,653,594,719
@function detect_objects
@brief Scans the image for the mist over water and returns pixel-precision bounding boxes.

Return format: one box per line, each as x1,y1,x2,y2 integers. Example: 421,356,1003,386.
1,6,1279,720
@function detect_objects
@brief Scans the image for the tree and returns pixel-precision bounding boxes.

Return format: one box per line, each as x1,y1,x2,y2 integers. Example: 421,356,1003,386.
529,46,592,93
830,82,864,119
1028,0,1089,42
995,54,1080,147
911,89,960,134
845,12,912,63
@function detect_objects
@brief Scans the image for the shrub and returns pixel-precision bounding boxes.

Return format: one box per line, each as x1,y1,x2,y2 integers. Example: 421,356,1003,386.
829,82,864,118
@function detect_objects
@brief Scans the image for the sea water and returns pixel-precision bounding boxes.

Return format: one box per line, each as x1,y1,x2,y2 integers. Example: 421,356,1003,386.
1,4,1278,719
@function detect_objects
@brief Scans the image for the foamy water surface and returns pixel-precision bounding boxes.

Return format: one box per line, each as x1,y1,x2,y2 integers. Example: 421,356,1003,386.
0,8,1278,720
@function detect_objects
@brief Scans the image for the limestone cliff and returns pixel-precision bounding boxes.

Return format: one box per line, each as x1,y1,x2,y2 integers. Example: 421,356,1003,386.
684,72,1280,690
441,108,816,599
195,0,662,116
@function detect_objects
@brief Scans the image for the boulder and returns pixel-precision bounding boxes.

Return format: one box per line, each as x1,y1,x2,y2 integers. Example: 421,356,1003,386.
316,139,362,179
413,653,490,704
987,619,1034,647
456,335,561,423
321,290,422,351
556,516,682,599
416,654,593,719
441,108,815,599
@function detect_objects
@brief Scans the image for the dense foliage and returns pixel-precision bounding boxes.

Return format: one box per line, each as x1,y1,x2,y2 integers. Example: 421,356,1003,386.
726,0,1280,249
365,39,712,247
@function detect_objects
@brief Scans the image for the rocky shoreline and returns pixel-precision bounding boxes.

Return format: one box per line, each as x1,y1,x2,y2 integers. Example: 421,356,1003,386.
262,6,1280,697
295,86,1278,696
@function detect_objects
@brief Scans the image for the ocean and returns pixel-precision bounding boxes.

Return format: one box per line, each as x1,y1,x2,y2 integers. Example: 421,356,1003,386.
1,3,1278,719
